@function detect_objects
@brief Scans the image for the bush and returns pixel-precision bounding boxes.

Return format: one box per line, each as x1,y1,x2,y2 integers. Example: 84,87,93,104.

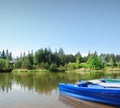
14,60,22,69
58,65,65,72
49,63,58,72
87,53,103,70
22,59,33,70
40,62,49,69
65,62,75,70
0,59,6,70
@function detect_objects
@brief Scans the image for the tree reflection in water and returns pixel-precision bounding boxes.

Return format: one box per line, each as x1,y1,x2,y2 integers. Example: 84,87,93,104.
0,71,119,93
0,72,119,108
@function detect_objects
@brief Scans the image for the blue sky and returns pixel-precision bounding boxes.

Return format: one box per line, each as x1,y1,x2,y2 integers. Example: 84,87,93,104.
0,0,120,57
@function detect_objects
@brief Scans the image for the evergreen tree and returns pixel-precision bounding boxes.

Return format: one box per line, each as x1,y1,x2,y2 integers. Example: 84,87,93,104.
34,49,44,65
58,48,65,66
27,53,33,65
1,50,6,59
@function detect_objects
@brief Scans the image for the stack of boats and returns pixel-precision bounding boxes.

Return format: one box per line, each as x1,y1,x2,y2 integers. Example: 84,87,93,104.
58,78,120,106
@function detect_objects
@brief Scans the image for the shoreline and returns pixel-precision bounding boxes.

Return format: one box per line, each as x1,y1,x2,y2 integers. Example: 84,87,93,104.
11,68,120,74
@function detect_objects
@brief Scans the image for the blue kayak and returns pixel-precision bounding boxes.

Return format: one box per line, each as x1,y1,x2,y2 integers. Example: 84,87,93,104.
58,81,120,106
104,78,120,82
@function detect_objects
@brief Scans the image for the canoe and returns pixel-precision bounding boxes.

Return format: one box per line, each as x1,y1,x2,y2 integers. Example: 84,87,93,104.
58,81,120,106
104,78,120,82
88,79,120,88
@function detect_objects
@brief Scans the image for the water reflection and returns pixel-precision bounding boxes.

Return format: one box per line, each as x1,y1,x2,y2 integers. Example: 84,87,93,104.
0,73,78,108
0,73,12,92
0,72,119,108
0,73,79,93
0,71,119,93
59,94,117,108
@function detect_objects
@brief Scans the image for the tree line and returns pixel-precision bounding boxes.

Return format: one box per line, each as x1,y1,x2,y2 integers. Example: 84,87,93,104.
0,48,120,72
0,49,12,71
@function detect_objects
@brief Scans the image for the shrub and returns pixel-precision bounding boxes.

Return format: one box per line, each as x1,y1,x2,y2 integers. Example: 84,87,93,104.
49,63,58,72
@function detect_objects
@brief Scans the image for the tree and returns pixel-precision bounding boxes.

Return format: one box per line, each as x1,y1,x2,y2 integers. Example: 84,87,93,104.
116,55,120,63
9,52,12,60
58,48,65,66
75,57,80,68
52,53,61,66
64,54,75,64
1,50,6,59
117,61,120,68
34,49,45,65
110,58,114,68
6,49,9,58
43,62,49,69
66,62,75,70
27,53,33,65
22,58,32,69
87,52,103,70
0,59,6,70
75,53,81,69
14,60,22,69
104,54,111,63
49,63,58,72
6,58,10,69
58,48,64,55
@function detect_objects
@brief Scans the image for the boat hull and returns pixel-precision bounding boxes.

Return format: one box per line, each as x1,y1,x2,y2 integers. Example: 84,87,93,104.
58,83,120,106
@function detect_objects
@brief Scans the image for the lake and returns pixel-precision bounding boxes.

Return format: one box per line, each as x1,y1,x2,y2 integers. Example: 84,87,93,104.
0,72,119,108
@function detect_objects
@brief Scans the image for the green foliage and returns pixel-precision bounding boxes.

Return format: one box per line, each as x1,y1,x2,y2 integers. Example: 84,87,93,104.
86,53,103,70
0,59,7,70
0,49,12,60
0,49,12,70
14,60,22,69
80,63,87,68
22,58,33,70
64,54,76,63
6,59,10,69
49,63,58,72
75,59,80,68
2,48,120,72
58,48,65,66
34,49,44,65
59,65,65,72
40,62,49,69
66,62,75,70
27,53,33,65
117,61,120,67
75,52,81,69
1,50,6,59
110,58,114,68
33,48,65,68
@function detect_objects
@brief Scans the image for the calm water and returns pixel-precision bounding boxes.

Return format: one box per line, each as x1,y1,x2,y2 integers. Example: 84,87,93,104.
0,72,119,108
